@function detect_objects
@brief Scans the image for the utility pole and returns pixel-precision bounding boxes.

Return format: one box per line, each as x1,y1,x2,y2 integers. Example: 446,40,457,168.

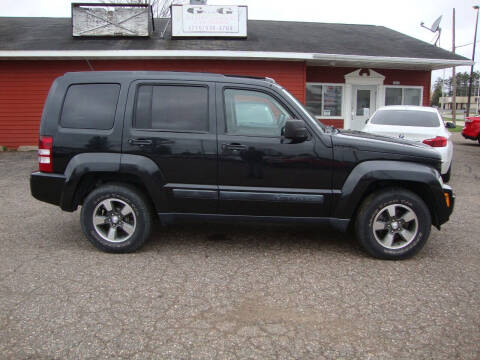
466,5,479,118
452,8,456,126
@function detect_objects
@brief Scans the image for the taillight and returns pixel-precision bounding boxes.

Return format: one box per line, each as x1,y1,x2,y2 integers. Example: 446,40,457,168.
38,136,53,172
423,136,447,147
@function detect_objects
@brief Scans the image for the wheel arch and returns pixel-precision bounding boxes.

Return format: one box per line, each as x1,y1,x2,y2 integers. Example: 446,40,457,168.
349,180,439,229
71,172,159,216
334,160,443,228
60,153,167,213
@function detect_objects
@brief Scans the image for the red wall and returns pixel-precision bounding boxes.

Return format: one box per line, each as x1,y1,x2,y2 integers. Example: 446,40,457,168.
306,67,432,128
0,61,432,148
0,60,306,148
306,66,431,103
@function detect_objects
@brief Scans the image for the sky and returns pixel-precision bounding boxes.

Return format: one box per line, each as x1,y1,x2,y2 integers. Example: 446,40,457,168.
1,0,479,84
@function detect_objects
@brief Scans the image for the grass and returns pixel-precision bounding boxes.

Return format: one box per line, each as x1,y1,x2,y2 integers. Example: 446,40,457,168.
447,126,464,133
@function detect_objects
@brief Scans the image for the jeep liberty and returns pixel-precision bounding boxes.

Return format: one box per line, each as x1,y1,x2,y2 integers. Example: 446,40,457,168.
30,72,454,259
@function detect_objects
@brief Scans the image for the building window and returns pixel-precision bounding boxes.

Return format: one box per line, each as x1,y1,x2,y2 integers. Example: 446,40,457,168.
385,87,422,106
305,83,343,117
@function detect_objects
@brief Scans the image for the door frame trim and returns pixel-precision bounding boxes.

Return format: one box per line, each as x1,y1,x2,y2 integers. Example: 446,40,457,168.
344,69,385,130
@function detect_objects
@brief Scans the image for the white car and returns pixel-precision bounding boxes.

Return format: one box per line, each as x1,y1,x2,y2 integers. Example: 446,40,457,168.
363,106,453,181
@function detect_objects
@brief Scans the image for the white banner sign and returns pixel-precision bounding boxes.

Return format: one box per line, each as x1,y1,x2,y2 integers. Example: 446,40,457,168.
172,5,248,38
183,5,238,33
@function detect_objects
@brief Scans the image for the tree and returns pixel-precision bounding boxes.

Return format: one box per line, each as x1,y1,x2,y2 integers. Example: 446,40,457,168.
431,78,443,107
433,71,480,97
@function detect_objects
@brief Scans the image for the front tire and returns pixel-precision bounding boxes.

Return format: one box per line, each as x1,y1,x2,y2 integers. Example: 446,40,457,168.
355,188,431,260
81,184,152,253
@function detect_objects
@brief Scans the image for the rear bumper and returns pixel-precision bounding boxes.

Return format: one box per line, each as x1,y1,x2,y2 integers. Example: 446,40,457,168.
30,171,66,207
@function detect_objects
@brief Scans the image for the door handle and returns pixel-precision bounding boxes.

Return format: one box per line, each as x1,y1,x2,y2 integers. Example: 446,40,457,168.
222,143,247,152
128,138,152,146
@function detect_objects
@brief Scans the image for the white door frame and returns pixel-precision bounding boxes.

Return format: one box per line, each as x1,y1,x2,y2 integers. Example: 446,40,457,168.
344,69,385,129
351,85,377,130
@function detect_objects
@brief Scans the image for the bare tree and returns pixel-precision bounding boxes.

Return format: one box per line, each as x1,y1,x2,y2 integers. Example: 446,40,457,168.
100,0,186,18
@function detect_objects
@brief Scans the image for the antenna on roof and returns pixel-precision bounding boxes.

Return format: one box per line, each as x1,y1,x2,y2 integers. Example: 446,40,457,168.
420,15,442,46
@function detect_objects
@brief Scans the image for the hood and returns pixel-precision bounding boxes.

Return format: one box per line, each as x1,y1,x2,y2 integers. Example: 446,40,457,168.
332,129,442,172
337,129,433,149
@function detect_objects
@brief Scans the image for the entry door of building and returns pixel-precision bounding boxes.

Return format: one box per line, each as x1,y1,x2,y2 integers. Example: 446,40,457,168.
352,85,377,130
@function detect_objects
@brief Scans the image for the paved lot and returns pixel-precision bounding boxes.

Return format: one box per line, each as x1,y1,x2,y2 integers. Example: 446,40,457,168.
0,133,479,359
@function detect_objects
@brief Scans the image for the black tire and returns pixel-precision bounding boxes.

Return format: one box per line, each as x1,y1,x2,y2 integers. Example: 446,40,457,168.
80,183,152,253
442,163,452,183
355,188,431,260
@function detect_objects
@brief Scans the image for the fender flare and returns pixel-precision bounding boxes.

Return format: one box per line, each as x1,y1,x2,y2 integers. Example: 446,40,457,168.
60,153,167,212
333,160,443,220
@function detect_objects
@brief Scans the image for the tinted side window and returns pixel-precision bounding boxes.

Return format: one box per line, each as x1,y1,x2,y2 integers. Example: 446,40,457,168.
135,85,208,132
61,84,120,130
224,89,292,137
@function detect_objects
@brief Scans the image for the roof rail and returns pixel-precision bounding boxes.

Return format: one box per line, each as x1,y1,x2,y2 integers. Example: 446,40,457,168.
224,74,276,83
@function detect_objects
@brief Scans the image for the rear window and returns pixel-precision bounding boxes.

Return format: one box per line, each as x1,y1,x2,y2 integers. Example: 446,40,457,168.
61,84,120,130
134,85,208,132
370,110,440,127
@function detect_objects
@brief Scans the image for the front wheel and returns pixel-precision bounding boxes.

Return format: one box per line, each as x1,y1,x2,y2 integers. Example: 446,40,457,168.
355,188,431,260
81,184,152,253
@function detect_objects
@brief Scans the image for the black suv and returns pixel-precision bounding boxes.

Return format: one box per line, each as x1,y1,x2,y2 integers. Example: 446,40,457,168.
31,71,454,259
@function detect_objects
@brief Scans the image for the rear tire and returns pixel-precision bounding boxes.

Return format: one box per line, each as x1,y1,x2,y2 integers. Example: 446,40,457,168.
355,188,431,260
81,183,152,253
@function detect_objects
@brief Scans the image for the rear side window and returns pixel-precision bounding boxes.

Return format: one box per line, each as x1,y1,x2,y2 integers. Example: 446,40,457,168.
134,85,208,132
61,84,120,130
370,110,440,127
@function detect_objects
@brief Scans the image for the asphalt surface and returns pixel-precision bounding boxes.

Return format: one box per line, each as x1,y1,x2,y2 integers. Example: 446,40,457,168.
0,132,479,359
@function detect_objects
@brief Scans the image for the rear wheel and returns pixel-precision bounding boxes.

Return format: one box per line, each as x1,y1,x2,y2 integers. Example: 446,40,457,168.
355,188,431,260
81,184,152,253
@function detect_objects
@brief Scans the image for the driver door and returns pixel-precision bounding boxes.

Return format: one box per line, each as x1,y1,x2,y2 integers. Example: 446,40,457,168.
216,84,331,217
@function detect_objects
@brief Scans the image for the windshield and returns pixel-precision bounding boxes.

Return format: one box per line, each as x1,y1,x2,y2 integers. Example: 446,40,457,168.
370,110,440,127
278,86,326,131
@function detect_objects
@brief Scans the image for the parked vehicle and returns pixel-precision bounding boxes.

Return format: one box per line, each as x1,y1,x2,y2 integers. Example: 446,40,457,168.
30,72,454,259
462,116,480,145
363,106,453,182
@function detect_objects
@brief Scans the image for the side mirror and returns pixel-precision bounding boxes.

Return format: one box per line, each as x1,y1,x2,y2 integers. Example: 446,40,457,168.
283,119,308,142
445,122,456,129
365,118,369,124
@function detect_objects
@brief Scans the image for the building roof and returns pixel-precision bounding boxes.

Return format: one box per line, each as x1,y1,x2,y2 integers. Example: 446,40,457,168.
0,17,471,70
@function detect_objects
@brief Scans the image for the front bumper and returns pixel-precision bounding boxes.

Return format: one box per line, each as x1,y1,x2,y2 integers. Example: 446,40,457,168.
437,184,455,226
30,171,66,207
462,132,478,140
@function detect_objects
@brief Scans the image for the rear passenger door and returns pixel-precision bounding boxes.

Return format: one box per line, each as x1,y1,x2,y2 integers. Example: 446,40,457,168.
122,80,218,214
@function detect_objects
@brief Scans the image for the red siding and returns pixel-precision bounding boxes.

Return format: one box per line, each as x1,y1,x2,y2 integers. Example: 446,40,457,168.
320,119,344,128
306,66,432,129
0,60,306,148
